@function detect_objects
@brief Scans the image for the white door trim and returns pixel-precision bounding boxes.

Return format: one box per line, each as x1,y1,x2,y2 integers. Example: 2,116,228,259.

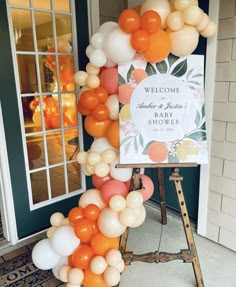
198,0,219,236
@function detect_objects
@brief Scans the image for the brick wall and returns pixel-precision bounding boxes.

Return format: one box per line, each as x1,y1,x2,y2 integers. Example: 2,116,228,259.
206,0,236,252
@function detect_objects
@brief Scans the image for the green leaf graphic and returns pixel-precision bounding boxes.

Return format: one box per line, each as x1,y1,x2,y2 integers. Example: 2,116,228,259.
118,74,126,86
168,53,179,68
201,105,205,118
192,73,203,78
195,111,201,126
187,130,207,140
168,153,179,163
125,141,132,154
186,68,194,80
127,64,135,82
188,85,197,90
145,62,157,76
134,137,139,153
142,140,156,155
171,59,187,77
139,133,144,148
121,136,133,146
156,60,168,74
188,80,201,86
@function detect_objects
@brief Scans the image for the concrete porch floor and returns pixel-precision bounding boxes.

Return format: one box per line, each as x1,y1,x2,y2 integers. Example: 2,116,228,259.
0,203,236,286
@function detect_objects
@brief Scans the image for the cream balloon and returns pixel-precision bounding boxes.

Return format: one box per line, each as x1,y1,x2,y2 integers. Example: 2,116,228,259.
68,268,84,285
47,226,57,239
101,149,117,164
66,283,81,287
110,157,132,182
94,161,110,177
109,195,127,212
182,5,203,26
130,205,146,228
91,32,104,49
76,151,88,165
104,28,136,64
196,13,210,32
61,218,70,226
105,249,122,267
140,0,171,29
90,256,108,274
90,137,116,153
103,266,121,286
86,63,100,75
74,71,88,86
200,20,217,38
119,207,137,227
167,25,199,57
98,208,126,237
85,163,95,175
86,74,100,89
175,0,199,12
87,152,102,166
114,259,125,273
167,11,184,31
105,94,119,120
79,189,107,209
126,191,143,209
89,49,107,68
82,165,92,176
59,265,71,283
169,0,176,11
52,257,69,280
50,212,65,227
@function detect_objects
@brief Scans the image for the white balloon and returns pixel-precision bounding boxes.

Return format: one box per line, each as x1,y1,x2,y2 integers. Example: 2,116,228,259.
32,239,61,270
52,256,69,279
110,156,132,182
91,32,105,49
98,21,119,38
104,28,136,64
141,0,171,29
85,44,94,58
90,137,116,153
105,94,119,120
51,226,80,256
89,49,107,68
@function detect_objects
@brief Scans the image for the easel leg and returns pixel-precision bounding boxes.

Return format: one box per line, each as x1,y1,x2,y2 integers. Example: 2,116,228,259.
170,168,204,287
157,168,167,225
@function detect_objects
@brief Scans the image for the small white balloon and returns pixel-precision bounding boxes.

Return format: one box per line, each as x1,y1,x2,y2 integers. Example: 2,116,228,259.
126,191,144,209
119,207,137,227
51,226,80,256
105,94,119,120
105,249,122,267
32,239,61,270
101,149,117,164
90,137,116,153
76,151,88,165
91,32,105,49
86,63,100,75
50,212,65,227
74,71,88,87
90,256,108,274
94,161,110,177
86,74,100,89
109,195,127,212
89,49,107,68
98,21,119,38
85,44,94,58
103,266,121,286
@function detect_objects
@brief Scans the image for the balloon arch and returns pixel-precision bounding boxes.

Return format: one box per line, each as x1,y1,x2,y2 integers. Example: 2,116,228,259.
32,1,216,286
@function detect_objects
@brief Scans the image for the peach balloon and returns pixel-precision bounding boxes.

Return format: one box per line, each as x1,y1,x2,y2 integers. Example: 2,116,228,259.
130,205,146,228
175,0,199,12
200,20,217,38
167,25,199,57
182,5,203,26
167,11,184,31
87,152,101,166
119,207,137,227
90,256,108,274
68,268,84,285
86,74,100,89
94,161,110,177
59,265,71,283
105,249,122,267
103,266,121,286
86,62,100,75
109,195,127,212
79,189,107,209
76,151,88,165
47,226,57,239
126,191,143,208
196,13,210,32
101,149,117,164
50,212,65,227
74,71,88,86
85,163,95,175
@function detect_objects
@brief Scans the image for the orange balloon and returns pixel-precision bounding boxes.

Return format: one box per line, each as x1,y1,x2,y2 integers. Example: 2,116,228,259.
142,29,171,63
79,90,99,110
106,120,120,148
74,218,94,243
94,86,109,104
130,29,150,52
64,107,77,126
140,10,162,34
84,116,111,138
72,245,94,270
77,100,91,116
90,232,119,256
83,268,109,287
83,204,101,221
118,9,140,34
91,104,109,121
133,5,141,15
68,207,84,224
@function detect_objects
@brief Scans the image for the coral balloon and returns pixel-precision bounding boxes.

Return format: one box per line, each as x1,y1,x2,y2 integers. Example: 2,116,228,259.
101,179,128,204
118,9,140,34
79,189,107,209
100,67,118,94
98,208,126,238
105,120,120,148
142,29,171,63
79,90,99,110
140,10,161,34
130,29,150,52
74,218,94,243
83,268,109,287
83,204,101,221
72,245,94,270
92,173,112,189
140,174,154,201
167,25,199,57
90,232,119,256
84,116,111,138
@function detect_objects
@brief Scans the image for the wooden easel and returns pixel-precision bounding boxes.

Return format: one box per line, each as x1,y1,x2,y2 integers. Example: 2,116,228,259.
115,164,204,287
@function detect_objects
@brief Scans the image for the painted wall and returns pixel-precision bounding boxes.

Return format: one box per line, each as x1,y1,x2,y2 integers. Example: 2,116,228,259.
206,0,236,252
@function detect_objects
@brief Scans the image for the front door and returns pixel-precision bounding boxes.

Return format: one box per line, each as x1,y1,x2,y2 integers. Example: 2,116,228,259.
0,0,90,239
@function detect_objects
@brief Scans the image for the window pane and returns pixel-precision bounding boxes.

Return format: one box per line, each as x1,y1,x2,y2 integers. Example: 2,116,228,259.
12,9,34,51
59,56,75,92
50,166,66,198
43,96,61,130
34,11,54,52
39,54,56,93
33,0,51,10
22,96,41,133
56,14,72,51
54,0,70,13
67,162,81,192
17,55,38,93
26,135,45,170
31,170,48,204
10,0,30,8
47,132,64,165
64,129,79,160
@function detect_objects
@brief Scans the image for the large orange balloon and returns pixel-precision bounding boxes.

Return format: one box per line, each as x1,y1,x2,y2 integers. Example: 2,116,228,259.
91,104,109,121
90,232,119,256
83,268,109,287
79,90,99,110
72,245,94,269
130,29,150,52
118,9,140,34
105,120,120,148
68,207,84,224
94,86,109,103
84,116,111,138
140,10,162,34
74,218,94,243
142,29,171,63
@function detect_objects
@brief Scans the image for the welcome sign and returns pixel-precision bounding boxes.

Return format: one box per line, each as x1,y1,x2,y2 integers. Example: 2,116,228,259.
118,54,208,164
